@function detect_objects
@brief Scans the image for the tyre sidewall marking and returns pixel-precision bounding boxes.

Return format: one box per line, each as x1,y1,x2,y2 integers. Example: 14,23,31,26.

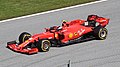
98,28,107,39
22,34,31,42
41,40,50,51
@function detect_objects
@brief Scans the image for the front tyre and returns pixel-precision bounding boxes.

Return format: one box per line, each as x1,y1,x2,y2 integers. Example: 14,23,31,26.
36,39,51,52
19,32,31,43
94,27,108,40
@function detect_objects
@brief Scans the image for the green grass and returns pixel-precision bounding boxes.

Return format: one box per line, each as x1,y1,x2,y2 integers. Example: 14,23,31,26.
0,0,96,20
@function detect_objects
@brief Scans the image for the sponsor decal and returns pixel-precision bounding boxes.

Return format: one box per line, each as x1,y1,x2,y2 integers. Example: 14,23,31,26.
78,29,85,35
68,29,85,38
68,33,73,38
74,32,78,36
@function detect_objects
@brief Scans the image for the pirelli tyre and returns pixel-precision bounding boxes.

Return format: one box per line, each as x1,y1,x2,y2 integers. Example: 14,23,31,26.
19,32,31,43
36,39,51,52
94,26,108,40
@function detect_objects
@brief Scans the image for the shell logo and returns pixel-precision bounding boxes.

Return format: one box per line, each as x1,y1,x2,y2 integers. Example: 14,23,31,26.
68,33,73,38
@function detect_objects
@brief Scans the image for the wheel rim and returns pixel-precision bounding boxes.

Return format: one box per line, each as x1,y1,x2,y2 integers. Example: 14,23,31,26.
100,29,106,38
43,41,50,50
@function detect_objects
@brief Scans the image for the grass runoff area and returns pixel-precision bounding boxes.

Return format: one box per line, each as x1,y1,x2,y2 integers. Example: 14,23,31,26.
0,0,96,20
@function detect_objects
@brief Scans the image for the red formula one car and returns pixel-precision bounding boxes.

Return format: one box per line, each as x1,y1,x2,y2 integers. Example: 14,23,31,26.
7,15,109,54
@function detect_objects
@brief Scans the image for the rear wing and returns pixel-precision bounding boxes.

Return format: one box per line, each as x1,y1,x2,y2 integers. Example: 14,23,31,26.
96,17,110,27
87,15,110,27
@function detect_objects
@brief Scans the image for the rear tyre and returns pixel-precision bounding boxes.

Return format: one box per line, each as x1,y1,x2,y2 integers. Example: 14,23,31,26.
19,32,31,43
36,39,51,52
94,26,108,40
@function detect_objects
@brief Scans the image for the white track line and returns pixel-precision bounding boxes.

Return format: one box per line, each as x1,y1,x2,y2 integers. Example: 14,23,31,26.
0,0,107,23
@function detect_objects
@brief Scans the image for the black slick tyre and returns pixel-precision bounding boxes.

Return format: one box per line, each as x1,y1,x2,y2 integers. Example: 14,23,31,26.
19,32,31,43
36,39,51,52
94,26,108,40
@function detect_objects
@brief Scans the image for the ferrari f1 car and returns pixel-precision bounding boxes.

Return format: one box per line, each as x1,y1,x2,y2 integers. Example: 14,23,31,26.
7,15,109,54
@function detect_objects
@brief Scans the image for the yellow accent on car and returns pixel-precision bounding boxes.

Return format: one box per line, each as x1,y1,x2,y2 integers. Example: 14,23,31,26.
55,33,58,38
22,34,31,42
68,33,73,38
74,32,78,36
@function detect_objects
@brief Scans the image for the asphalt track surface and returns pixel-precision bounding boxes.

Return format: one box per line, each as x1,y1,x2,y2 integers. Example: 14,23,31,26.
0,0,120,67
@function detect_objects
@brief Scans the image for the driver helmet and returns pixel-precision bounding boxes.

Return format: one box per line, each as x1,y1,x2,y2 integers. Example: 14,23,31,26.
62,20,69,27
50,26,57,30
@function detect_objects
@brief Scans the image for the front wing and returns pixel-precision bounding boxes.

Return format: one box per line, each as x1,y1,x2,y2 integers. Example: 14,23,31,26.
7,42,38,54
